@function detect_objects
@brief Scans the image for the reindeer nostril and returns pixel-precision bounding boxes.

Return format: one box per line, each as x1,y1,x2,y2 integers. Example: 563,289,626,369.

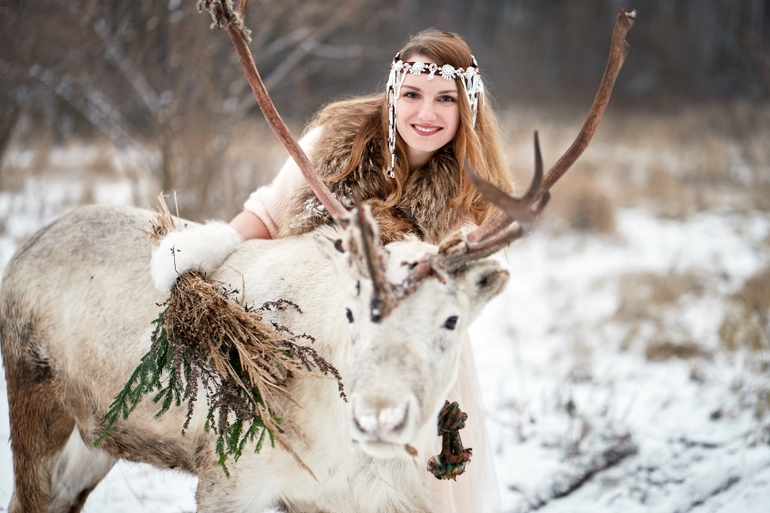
376,403,410,435
354,412,379,435
354,403,410,438
391,403,409,434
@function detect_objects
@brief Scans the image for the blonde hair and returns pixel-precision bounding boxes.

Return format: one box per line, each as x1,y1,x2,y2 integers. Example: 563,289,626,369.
313,29,514,226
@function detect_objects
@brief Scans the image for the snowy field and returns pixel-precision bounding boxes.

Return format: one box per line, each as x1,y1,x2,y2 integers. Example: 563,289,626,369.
1,136,770,512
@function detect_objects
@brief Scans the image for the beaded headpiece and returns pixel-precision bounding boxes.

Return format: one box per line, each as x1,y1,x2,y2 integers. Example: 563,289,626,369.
385,53,484,178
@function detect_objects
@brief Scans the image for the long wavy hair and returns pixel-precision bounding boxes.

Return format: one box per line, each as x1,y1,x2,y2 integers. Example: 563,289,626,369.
312,29,515,226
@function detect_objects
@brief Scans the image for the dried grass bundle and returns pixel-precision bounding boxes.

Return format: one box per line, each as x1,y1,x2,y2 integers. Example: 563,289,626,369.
145,192,179,243
99,198,343,477
164,272,343,476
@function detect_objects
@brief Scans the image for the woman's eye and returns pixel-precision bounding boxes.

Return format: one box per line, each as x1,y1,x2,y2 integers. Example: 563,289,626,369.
403,91,419,99
438,95,456,103
346,308,354,323
443,315,458,330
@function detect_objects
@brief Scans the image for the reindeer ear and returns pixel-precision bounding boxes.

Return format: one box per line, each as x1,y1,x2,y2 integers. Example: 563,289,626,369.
314,232,347,260
461,260,509,306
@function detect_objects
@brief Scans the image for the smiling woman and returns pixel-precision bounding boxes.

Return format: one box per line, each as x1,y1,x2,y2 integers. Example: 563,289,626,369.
227,29,515,245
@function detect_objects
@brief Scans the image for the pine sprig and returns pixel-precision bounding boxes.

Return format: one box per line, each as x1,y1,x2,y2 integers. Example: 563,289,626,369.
94,311,173,445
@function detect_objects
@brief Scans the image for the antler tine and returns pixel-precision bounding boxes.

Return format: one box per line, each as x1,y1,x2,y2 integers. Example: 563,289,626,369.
465,132,544,245
200,0,349,222
354,206,397,323
539,8,636,195
443,135,549,271
466,132,543,237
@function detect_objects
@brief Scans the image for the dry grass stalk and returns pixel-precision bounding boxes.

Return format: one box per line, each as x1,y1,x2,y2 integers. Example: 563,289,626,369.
720,265,770,352
614,270,706,321
144,192,179,243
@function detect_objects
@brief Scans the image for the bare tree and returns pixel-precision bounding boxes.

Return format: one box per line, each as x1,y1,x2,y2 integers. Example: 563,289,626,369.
0,0,394,218
1,0,767,215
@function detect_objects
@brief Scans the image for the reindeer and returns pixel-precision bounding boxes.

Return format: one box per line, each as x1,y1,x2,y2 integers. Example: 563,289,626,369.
0,5,635,513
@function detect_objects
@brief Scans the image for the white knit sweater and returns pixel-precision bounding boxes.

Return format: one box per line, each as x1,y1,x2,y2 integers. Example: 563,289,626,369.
242,126,324,238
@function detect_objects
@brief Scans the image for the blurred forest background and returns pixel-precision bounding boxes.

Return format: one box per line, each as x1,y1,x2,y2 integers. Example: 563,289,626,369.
0,0,768,220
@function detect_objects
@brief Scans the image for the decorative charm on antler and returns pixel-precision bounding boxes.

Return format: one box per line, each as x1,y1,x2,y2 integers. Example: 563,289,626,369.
428,401,473,480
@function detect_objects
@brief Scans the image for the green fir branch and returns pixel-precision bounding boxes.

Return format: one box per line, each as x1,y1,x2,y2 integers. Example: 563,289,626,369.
94,312,170,445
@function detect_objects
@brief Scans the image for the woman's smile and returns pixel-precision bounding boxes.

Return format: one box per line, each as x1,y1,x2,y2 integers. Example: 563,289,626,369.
412,124,443,136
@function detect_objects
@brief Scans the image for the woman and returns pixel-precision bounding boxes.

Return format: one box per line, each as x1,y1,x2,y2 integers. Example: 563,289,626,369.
153,29,512,512
229,29,514,247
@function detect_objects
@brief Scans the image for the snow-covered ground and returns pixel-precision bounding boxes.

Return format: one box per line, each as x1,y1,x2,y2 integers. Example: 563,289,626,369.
477,208,770,512
1,158,769,512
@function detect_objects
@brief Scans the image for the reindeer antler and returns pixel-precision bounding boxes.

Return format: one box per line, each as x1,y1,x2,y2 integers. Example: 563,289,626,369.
464,8,636,252
390,8,636,301
458,134,549,264
199,0,349,223
453,9,634,258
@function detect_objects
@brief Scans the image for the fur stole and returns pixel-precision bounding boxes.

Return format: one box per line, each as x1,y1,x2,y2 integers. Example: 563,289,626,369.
286,122,466,245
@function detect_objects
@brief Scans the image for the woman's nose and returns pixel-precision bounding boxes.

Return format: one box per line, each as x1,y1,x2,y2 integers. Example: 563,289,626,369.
417,101,436,122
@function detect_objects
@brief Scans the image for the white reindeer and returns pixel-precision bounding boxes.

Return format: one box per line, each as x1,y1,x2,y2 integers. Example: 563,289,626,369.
1,202,506,513
0,6,635,513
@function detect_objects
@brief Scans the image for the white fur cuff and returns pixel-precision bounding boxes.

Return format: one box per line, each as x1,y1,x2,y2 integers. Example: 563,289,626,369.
151,221,243,293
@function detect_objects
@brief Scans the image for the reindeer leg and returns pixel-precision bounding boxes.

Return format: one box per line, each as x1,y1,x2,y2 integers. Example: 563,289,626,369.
5,372,73,513
3,304,114,513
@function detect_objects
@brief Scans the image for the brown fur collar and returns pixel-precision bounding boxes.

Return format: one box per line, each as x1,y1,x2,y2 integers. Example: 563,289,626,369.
286,122,466,245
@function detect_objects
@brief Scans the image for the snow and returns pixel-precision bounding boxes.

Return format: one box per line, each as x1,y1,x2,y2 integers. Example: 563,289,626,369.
1,157,769,512
471,209,770,512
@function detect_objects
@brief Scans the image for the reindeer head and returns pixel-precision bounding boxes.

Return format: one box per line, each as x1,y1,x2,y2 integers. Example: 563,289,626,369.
316,207,508,458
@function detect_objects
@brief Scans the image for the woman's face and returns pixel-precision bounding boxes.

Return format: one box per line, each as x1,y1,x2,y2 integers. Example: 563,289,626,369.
396,54,461,170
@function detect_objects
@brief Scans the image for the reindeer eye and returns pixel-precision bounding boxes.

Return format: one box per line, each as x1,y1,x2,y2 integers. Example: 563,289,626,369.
346,308,354,323
443,316,458,330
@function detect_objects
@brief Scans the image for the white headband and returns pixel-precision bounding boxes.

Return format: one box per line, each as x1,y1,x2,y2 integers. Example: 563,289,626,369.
385,55,484,178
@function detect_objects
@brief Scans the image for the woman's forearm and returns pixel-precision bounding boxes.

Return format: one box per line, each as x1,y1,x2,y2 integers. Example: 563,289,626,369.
230,210,271,240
